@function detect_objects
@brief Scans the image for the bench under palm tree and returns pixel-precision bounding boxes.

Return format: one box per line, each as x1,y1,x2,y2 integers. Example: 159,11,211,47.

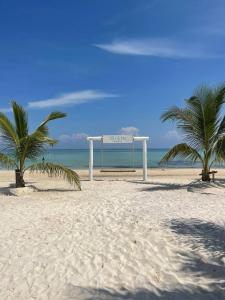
160,84,225,181
0,101,81,189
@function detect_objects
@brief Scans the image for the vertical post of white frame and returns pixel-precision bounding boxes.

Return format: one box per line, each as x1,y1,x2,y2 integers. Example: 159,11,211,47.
89,139,93,181
143,139,147,181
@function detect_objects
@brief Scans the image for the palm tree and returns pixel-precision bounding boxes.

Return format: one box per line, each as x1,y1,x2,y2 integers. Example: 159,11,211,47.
0,101,81,189
160,84,225,181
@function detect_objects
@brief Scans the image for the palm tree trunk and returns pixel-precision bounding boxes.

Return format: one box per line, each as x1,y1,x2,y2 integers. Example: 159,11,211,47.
201,164,210,181
201,171,210,181
15,169,25,187
201,153,211,182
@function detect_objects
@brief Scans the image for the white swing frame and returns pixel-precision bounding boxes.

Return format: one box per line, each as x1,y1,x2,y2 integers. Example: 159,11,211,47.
87,135,149,181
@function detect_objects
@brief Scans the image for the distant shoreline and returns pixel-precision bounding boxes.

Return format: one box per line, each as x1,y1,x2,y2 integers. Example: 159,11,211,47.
1,168,225,177
1,148,225,170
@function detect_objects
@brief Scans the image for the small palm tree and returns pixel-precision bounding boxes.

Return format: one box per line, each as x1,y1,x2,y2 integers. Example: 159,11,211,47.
160,84,225,181
0,101,81,189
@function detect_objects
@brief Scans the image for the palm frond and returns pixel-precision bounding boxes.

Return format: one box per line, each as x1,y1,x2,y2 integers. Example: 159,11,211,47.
189,85,225,148
30,129,58,145
18,127,58,165
160,106,190,123
11,101,28,138
162,85,225,152
18,135,46,163
0,112,19,148
214,84,225,114
161,105,205,149
160,143,203,165
28,162,81,190
186,92,215,149
0,152,17,169
214,135,225,163
35,124,49,136
37,136,57,145
216,115,225,138
161,84,225,178
37,112,67,132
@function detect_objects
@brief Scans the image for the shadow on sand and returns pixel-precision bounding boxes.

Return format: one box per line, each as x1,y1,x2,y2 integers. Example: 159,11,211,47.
0,187,14,195
130,179,225,194
31,186,77,192
63,285,224,300
64,219,225,299
0,184,77,195
169,218,225,260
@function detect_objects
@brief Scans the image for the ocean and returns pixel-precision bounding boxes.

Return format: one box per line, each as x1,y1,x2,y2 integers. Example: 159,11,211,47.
40,148,203,169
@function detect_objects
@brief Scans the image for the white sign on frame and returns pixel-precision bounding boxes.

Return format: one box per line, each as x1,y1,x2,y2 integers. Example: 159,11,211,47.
102,135,133,144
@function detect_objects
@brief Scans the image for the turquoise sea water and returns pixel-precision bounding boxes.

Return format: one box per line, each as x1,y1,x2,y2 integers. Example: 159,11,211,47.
40,148,203,169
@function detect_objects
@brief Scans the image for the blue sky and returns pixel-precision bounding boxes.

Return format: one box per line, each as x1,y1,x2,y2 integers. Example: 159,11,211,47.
1,0,225,148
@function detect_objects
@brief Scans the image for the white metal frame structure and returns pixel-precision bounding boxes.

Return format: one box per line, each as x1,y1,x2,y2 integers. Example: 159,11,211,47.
87,136,149,181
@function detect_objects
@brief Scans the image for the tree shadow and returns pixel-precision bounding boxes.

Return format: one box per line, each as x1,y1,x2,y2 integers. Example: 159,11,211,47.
63,285,224,299
0,184,78,195
64,219,225,299
140,182,188,192
167,218,225,290
0,186,13,195
137,179,225,194
29,185,78,192
169,218,225,258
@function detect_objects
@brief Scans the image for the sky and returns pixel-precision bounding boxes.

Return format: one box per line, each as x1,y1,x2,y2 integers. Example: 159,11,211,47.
1,0,225,148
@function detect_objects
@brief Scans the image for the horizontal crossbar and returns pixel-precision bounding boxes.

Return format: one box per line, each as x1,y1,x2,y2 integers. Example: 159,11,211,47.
100,169,136,173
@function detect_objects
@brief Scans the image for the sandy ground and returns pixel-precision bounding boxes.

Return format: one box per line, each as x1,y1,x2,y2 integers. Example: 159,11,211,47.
0,169,225,299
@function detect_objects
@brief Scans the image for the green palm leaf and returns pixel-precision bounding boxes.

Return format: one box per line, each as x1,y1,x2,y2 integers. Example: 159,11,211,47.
216,115,225,138
160,143,203,165
37,112,67,133
161,86,225,150
214,135,225,163
0,112,19,149
160,106,190,123
160,84,225,181
0,101,74,188
28,162,81,190
214,85,225,114
11,101,28,138
161,84,225,180
0,152,17,169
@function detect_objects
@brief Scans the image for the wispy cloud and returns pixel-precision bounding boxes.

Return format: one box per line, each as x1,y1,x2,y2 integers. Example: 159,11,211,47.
0,107,12,113
72,132,88,140
59,132,88,143
200,23,225,36
165,129,182,141
28,90,118,109
95,38,224,59
119,126,139,136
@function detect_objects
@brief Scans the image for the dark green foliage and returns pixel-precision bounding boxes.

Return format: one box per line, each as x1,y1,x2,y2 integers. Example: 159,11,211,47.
0,101,81,189
160,84,225,181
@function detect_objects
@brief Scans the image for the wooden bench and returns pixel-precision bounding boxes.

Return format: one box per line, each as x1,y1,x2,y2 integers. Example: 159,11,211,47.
199,170,217,182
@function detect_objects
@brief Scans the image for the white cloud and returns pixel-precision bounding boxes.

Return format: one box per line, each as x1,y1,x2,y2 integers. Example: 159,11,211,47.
72,132,88,140
59,132,88,143
119,126,139,136
95,38,223,59
28,90,118,109
165,129,181,141
58,134,71,142
0,107,12,113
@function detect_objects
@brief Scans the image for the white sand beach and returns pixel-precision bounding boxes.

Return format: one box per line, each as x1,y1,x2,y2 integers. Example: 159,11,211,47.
0,169,225,299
